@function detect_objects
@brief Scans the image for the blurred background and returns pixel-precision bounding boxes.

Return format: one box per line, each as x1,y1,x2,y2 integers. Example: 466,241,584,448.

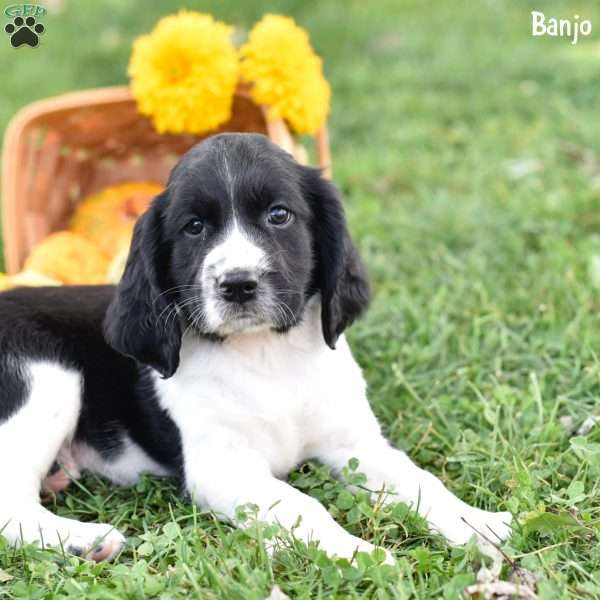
2,1,600,594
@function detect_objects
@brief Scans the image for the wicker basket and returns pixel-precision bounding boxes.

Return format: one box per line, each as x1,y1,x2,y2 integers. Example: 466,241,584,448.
1,85,331,275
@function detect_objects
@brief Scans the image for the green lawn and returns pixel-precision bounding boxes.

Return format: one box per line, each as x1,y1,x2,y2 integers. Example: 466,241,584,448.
2,0,600,597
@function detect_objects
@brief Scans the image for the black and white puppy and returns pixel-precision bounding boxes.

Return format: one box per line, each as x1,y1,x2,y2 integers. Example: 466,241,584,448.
0,133,511,562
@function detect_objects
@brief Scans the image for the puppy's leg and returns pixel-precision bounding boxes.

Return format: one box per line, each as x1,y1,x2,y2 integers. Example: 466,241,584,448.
184,434,391,562
0,362,125,560
318,437,512,547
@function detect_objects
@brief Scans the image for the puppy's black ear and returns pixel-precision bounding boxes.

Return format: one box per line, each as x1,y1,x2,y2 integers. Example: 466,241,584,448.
302,168,371,348
104,193,181,378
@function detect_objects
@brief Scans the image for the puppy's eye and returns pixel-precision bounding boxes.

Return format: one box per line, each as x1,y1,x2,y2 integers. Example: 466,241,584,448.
183,219,204,236
267,206,292,226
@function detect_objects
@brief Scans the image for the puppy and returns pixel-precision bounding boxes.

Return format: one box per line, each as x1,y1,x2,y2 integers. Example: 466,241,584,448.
0,133,511,561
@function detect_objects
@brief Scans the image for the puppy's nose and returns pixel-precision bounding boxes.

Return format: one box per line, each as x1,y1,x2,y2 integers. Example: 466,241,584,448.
219,271,258,304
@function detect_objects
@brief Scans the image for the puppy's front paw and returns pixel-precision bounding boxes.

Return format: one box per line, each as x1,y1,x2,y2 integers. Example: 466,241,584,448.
438,507,512,547
66,525,126,562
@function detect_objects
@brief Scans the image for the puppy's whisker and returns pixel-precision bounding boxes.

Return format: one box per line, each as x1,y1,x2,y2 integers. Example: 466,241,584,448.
152,284,205,305
276,300,296,325
161,294,205,323
170,295,204,311
271,288,304,294
160,301,186,332
164,295,206,331
157,301,178,325
184,303,208,337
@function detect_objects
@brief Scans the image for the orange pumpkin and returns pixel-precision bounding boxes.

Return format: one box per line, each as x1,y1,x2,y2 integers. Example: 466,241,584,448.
25,232,110,285
69,181,163,258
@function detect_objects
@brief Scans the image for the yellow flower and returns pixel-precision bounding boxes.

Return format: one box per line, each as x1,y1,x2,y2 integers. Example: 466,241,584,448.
129,11,238,134
240,14,331,135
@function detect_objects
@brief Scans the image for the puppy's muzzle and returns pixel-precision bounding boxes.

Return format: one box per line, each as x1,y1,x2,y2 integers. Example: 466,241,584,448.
218,270,258,304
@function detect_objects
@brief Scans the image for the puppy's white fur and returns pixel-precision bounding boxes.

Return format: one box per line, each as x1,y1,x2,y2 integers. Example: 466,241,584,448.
74,438,169,486
200,222,268,335
0,363,124,559
158,297,511,559
203,223,266,283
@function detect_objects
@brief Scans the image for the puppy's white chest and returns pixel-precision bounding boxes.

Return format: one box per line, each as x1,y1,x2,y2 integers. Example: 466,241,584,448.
156,312,344,476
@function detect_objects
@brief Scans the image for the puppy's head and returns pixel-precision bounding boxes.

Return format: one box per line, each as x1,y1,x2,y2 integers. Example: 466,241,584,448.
104,133,370,377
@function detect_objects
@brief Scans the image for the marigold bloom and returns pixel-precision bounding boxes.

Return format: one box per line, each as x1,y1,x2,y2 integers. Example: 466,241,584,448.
129,11,238,134
240,15,331,135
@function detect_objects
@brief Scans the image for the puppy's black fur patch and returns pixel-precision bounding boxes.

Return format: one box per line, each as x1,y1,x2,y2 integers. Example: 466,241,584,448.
0,286,182,469
301,167,371,348
104,192,182,379
0,356,29,422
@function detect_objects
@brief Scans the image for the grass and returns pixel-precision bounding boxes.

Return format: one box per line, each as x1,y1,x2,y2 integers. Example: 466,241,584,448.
2,0,600,597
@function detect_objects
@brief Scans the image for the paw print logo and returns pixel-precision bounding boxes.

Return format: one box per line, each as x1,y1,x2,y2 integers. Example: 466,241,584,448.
5,16,44,48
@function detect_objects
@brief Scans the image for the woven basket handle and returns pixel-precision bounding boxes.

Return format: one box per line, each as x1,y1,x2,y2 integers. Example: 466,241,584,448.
315,126,331,179
261,109,332,179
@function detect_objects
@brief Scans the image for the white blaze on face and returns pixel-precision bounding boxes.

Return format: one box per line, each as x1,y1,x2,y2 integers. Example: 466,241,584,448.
200,222,267,329
203,223,266,283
